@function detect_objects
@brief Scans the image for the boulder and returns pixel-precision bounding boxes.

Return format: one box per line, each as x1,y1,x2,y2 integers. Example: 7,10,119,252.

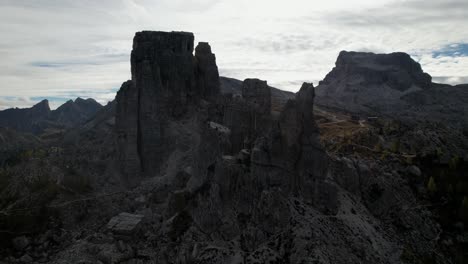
106,213,144,235
407,165,422,177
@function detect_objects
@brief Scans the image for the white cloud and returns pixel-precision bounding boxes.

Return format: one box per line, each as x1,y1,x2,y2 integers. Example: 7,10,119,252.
0,0,467,109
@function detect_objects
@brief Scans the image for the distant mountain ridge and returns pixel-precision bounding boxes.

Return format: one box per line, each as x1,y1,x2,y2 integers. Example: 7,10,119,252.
315,51,468,127
0,98,102,134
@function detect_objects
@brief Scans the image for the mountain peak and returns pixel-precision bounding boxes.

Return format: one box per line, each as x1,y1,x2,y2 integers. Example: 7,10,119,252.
31,99,51,112
74,97,86,103
320,50,432,91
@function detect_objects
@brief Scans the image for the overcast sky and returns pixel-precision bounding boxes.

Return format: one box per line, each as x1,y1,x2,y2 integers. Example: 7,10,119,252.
0,0,467,109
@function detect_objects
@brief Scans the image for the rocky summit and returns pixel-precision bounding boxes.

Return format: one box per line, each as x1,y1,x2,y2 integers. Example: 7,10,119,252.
116,31,220,180
315,51,468,126
0,31,467,264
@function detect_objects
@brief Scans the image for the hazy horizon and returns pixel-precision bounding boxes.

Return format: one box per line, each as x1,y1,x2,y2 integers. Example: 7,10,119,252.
1,0,467,110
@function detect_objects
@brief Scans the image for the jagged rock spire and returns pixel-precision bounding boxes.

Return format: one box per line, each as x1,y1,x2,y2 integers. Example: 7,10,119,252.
116,31,221,180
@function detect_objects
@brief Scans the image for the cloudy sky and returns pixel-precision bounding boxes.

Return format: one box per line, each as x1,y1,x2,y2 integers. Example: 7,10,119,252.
0,0,467,109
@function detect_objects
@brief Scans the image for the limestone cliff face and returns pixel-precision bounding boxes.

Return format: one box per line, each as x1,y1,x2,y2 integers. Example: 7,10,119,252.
116,31,220,178
252,83,329,202
222,79,273,153
315,51,433,115
320,51,432,92
241,79,271,115
315,50,468,129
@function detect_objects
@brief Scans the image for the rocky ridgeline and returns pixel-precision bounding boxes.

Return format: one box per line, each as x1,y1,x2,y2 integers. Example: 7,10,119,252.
116,31,326,195
0,32,456,263
0,100,51,135
101,31,445,263
315,50,468,123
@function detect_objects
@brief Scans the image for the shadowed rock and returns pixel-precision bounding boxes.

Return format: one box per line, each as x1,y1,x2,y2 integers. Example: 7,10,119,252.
107,212,144,235
195,42,220,98
116,31,221,179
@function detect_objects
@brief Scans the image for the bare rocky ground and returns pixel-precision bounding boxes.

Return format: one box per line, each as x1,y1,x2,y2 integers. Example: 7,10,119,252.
0,31,467,264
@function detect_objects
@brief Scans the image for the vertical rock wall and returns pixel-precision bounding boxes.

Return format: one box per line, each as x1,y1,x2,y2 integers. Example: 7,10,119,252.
116,31,220,179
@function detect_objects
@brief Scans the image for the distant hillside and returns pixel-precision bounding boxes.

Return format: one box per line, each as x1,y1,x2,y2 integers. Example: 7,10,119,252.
0,98,103,134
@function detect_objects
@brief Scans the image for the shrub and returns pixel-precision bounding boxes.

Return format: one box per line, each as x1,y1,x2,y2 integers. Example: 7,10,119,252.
390,140,400,153
427,177,437,193
460,196,468,223
374,142,383,152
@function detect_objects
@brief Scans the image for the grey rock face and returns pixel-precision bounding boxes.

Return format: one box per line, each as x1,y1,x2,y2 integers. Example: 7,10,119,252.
328,51,432,91
254,82,328,200
195,42,220,98
116,31,221,179
132,31,195,175
23,32,454,264
222,78,273,153
315,51,432,115
315,51,468,129
241,79,271,115
116,81,141,182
